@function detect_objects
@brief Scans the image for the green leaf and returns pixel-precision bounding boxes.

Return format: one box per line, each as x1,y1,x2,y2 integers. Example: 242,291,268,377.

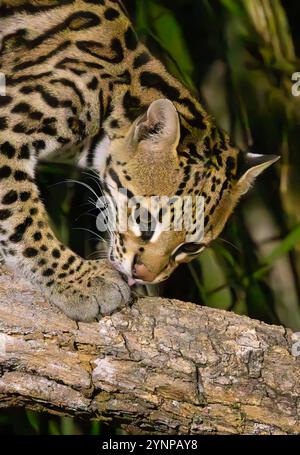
246,279,279,324
135,0,195,90
48,419,61,436
194,249,233,310
90,420,102,435
26,411,40,434
254,224,300,278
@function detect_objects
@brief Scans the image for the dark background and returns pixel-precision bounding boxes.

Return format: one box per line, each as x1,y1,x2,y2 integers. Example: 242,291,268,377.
1,0,300,435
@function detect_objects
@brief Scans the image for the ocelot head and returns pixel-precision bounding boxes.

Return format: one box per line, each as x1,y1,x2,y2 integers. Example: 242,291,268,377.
99,99,278,285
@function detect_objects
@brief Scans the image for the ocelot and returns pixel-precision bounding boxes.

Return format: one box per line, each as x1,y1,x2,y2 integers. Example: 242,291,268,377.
0,0,278,320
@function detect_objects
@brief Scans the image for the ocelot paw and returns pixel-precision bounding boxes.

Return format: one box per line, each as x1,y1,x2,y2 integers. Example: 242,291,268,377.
49,260,131,322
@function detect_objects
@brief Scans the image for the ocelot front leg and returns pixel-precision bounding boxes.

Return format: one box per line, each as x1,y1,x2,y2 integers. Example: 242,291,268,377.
0,84,130,321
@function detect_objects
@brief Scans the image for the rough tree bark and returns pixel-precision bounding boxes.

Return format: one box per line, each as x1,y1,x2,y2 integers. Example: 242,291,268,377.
0,266,299,435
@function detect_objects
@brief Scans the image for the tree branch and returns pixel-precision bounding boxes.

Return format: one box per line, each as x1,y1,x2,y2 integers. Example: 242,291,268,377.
0,266,299,434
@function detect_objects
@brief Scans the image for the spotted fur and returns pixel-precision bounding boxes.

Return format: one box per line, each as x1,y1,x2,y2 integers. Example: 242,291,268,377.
0,0,278,318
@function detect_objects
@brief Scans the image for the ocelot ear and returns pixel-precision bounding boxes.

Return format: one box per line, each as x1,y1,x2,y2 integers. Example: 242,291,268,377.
237,152,280,194
133,99,180,148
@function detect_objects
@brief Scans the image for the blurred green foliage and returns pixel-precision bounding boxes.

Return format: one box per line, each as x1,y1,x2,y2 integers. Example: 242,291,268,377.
1,0,300,435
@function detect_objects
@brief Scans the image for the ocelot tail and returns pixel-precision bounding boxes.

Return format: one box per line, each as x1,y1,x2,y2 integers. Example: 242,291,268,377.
0,0,279,321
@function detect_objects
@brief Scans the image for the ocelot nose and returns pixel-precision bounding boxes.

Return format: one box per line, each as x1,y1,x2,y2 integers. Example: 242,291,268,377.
132,255,156,282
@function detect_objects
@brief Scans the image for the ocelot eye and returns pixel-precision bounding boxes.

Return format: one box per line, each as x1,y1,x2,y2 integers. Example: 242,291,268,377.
174,242,204,256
